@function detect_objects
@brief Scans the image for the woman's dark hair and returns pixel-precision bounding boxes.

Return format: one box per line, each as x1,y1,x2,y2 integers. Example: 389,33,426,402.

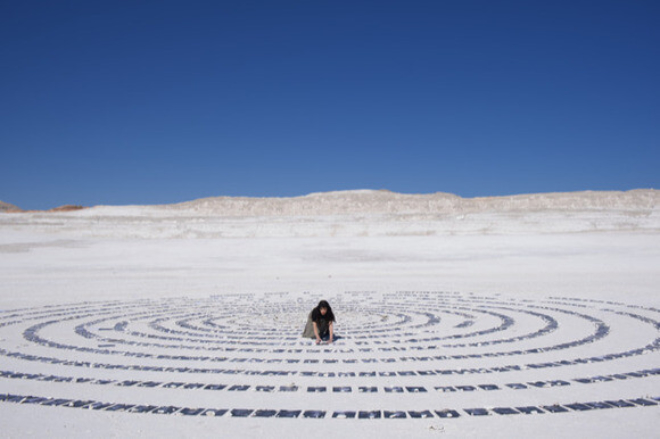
316,300,335,322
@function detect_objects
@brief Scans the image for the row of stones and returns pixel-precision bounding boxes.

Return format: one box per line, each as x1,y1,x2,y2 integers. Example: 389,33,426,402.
18,301,609,360
3,328,659,376
1,367,658,392
2,392,659,418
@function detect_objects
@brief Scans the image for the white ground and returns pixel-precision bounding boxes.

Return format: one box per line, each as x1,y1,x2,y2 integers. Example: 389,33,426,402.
0,190,659,438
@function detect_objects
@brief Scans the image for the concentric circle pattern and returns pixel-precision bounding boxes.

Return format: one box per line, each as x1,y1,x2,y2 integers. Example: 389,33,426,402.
1,291,659,419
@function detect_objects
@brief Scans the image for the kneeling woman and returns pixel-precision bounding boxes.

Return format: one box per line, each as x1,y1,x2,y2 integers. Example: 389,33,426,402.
302,300,335,344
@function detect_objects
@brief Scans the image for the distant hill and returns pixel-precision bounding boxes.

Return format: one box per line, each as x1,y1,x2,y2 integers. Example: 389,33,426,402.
48,205,86,212
160,189,659,217
4,190,658,217
0,201,22,212
2,190,658,237
0,202,86,213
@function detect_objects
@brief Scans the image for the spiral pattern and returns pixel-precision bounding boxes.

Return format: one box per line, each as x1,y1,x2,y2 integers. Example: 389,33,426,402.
1,291,659,419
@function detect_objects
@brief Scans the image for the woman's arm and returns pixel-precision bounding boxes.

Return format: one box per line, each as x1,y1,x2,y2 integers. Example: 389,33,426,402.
313,321,321,344
328,321,334,343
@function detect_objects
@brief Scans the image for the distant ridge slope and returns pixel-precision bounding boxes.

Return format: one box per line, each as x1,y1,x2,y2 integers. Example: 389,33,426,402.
165,189,659,217
0,201,22,213
3,190,658,237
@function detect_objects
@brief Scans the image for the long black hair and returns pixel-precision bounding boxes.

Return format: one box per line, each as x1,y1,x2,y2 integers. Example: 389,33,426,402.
315,300,335,322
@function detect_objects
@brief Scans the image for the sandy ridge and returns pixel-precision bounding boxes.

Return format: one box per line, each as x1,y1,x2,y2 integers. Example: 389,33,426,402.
4,190,658,217
149,189,659,216
3,190,658,238
0,201,22,213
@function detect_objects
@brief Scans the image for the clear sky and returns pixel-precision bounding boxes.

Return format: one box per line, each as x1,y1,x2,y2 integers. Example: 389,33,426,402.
1,1,658,209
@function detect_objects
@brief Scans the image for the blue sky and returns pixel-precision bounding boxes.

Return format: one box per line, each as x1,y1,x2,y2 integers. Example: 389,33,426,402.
1,1,658,209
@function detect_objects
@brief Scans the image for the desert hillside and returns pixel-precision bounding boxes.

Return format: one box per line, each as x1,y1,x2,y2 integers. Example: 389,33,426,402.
1,189,658,238
0,201,21,212
164,189,659,216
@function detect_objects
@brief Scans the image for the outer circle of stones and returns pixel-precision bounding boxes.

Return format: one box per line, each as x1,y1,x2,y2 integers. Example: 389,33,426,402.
1,291,659,419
